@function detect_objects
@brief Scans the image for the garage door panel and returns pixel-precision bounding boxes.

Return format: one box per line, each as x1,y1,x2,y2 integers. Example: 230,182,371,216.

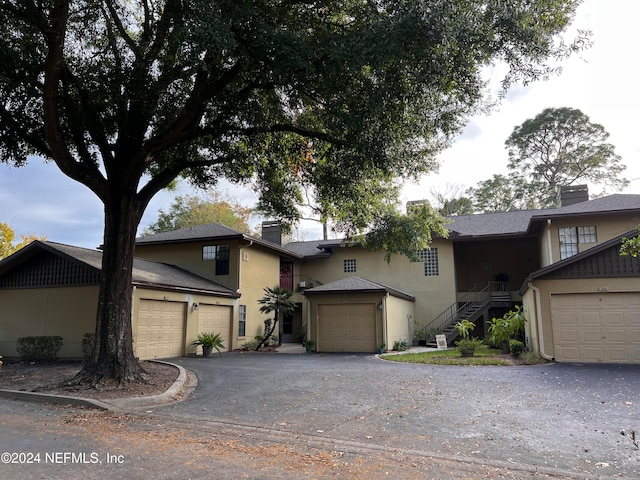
317,303,377,353
551,293,640,364
136,300,186,360
197,305,232,353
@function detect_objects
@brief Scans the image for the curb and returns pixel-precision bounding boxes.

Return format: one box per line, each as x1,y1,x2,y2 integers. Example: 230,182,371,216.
0,360,190,412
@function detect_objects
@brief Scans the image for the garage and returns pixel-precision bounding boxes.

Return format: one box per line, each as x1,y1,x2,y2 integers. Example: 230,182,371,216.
317,303,377,352
136,299,186,359
197,304,232,352
551,292,640,363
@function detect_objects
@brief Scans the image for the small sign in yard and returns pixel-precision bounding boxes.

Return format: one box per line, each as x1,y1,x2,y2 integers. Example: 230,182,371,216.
436,335,447,349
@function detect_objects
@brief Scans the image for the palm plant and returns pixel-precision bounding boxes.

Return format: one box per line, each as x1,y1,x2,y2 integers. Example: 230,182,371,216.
255,286,296,351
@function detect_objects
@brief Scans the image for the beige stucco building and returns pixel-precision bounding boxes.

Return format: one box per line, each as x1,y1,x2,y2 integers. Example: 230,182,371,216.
1,189,639,362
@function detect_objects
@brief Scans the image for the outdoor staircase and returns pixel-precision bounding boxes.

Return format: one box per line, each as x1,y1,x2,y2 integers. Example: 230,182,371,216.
421,282,511,348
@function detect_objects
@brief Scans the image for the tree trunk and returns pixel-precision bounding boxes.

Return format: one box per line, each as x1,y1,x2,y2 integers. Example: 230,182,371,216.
255,317,279,351
72,193,145,386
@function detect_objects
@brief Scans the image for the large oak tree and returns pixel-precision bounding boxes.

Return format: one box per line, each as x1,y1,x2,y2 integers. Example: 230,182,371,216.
0,0,587,384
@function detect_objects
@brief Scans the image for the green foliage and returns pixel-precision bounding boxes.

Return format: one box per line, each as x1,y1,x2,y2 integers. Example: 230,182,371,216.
16,336,63,362
393,339,410,352
354,201,449,262
505,107,627,207
487,306,527,350
455,337,485,355
454,319,475,340
256,286,296,350
242,339,260,351
81,333,95,361
518,351,548,365
192,332,225,354
466,174,541,213
620,227,640,258
143,193,255,235
509,339,526,357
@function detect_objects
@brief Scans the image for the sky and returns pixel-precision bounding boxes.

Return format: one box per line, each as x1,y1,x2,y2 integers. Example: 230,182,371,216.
1,0,639,249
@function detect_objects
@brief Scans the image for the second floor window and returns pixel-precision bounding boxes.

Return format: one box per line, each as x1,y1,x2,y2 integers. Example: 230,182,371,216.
559,226,597,260
203,245,230,275
415,248,439,276
344,259,356,273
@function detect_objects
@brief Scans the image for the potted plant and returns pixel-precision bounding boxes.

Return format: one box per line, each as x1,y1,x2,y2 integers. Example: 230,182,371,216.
454,320,482,357
192,332,225,357
377,343,386,354
414,328,427,346
304,339,315,353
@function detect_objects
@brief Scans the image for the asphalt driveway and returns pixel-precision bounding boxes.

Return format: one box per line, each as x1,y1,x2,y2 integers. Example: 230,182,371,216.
159,352,640,478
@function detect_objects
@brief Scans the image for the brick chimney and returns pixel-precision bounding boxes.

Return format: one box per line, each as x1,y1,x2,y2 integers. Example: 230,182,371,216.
560,185,589,207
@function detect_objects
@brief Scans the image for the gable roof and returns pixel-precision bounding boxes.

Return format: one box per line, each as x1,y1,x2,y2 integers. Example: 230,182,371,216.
303,275,415,301
0,241,240,297
518,228,640,294
136,223,301,259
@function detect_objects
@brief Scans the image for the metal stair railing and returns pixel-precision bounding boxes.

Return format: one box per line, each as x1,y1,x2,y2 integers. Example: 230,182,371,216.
421,285,491,346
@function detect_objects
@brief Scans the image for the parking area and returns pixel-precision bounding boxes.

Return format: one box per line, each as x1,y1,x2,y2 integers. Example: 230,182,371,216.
160,352,640,477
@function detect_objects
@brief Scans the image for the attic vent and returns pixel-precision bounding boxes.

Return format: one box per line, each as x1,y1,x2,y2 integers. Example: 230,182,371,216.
0,253,100,289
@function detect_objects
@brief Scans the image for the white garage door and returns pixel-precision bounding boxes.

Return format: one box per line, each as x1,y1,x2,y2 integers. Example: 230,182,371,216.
551,292,640,363
136,299,186,359
317,303,377,353
197,304,232,352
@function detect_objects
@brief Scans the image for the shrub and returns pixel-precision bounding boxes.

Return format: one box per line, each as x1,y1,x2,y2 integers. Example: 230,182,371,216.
242,339,260,351
455,337,485,355
81,333,95,360
16,336,63,362
519,351,547,365
509,339,525,357
393,339,410,351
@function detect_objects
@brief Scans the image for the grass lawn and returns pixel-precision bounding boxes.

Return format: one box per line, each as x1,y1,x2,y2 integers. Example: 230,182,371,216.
380,347,517,366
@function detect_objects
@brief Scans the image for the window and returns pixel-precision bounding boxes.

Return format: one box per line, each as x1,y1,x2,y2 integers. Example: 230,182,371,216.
344,259,356,273
203,245,230,275
415,248,439,276
559,226,597,260
238,305,246,337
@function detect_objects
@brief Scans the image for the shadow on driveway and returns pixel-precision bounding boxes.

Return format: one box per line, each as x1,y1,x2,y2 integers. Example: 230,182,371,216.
159,352,640,477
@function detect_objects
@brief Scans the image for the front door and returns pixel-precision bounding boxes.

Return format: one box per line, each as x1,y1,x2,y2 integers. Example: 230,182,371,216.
280,303,302,343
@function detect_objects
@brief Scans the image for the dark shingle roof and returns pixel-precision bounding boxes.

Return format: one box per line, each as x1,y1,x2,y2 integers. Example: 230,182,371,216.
303,275,415,301
281,240,332,258
136,223,301,259
136,223,244,244
530,194,640,220
1,241,239,297
445,209,552,238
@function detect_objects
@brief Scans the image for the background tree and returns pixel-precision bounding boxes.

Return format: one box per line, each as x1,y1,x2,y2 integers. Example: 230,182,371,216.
143,192,255,235
620,227,640,258
505,107,628,207
466,174,541,212
0,0,588,385
429,184,474,216
0,223,46,259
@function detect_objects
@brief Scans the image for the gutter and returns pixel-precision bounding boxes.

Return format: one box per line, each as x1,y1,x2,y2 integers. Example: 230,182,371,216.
546,219,553,264
528,282,554,361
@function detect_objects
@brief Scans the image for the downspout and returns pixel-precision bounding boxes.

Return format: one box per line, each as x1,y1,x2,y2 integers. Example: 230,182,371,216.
382,293,389,349
528,282,553,360
546,219,553,265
